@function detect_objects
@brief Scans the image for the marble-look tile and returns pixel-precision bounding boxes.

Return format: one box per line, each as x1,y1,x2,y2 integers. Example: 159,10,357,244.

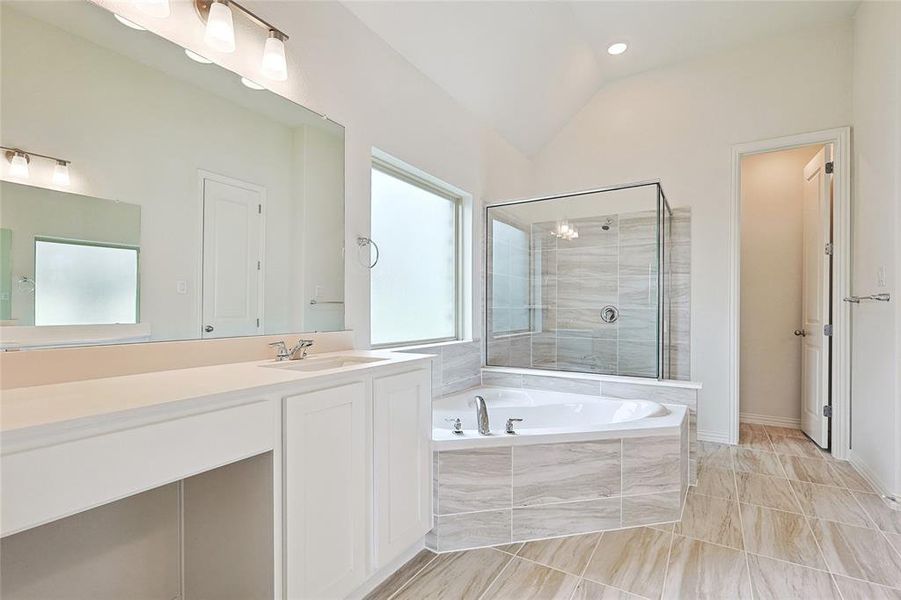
746,554,840,600
433,453,439,515
517,532,601,575
482,556,579,600
556,337,617,373
482,371,523,388
556,273,618,309
616,340,658,378
829,461,875,492
556,308,619,340
521,375,600,396
696,441,733,469
438,447,511,514
441,342,481,386
732,447,785,478
769,435,826,460
617,307,658,342
494,542,524,555
692,465,735,500
571,579,645,600
675,492,743,549
833,576,901,600
513,440,620,506
764,426,806,439
854,493,901,533
622,435,682,495
663,535,752,600
884,530,901,555
779,455,843,486
790,481,873,527
618,272,658,308
364,549,437,600
435,509,512,552
512,498,621,540
738,423,773,452
583,527,671,599
739,504,826,569
600,382,697,408
735,472,799,512
622,490,683,528
392,547,512,600
810,519,901,588
439,375,482,397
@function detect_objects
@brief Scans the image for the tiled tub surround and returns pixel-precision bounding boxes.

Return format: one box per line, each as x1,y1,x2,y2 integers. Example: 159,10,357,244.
487,207,691,380
427,403,688,552
399,340,482,397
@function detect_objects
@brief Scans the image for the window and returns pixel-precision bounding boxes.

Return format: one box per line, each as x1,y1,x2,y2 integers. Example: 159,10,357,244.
34,238,139,326
370,159,462,347
490,218,531,334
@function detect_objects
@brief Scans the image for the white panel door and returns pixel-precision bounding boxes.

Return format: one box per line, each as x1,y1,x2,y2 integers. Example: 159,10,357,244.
372,367,432,570
201,177,262,338
800,147,832,447
285,382,369,599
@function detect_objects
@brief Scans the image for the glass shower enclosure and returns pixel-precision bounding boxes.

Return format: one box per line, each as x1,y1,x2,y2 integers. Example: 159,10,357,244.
486,181,678,379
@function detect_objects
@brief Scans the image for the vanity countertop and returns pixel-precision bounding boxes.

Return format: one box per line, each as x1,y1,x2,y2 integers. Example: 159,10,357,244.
0,350,433,435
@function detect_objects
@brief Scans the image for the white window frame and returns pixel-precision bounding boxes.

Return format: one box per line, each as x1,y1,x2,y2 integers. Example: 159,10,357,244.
369,151,470,349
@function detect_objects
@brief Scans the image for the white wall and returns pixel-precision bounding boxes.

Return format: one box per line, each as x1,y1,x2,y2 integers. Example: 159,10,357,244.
531,23,853,440
739,145,821,425
849,1,901,496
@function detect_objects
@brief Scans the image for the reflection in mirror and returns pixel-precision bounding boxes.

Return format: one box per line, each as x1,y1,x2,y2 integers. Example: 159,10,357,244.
0,1,345,349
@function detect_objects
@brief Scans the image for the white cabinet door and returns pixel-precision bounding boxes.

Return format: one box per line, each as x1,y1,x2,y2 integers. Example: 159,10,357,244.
285,381,369,599
372,368,432,569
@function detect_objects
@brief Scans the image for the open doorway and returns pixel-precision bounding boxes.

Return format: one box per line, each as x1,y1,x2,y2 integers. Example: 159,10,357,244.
738,143,834,449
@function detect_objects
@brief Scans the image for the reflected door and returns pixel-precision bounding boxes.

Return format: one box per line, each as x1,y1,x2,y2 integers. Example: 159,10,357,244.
800,147,832,448
201,176,263,339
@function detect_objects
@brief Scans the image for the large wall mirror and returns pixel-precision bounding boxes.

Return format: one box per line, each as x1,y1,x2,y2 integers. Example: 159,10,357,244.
0,1,345,349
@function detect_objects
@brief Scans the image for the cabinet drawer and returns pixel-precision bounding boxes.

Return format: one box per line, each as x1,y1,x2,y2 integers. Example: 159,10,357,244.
1,400,276,536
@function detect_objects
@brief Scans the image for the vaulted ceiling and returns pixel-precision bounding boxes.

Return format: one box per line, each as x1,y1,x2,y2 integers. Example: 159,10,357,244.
343,1,859,156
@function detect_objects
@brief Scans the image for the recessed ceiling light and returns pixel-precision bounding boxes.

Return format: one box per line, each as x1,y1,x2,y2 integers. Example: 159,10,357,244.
114,14,146,31
240,77,265,90
185,49,213,64
607,42,628,56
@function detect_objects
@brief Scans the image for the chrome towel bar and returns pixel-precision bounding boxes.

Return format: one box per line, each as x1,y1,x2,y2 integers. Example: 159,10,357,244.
843,293,891,303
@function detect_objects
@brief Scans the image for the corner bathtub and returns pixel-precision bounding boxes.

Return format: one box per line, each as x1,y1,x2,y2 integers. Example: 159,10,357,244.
432,386,684,450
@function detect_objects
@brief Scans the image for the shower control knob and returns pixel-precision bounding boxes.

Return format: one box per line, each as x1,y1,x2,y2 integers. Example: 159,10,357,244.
600,305,619,324
793,329,807,337
204,325,214,333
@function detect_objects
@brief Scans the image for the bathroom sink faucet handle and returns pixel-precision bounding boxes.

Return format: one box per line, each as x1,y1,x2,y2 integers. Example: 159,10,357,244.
445,417,464,434
268,341,290,361
291,339,315,359
505,418,523,434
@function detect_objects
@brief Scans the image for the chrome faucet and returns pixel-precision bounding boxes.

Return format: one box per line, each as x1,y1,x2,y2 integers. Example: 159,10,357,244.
474,395,490,435
269,339,314,361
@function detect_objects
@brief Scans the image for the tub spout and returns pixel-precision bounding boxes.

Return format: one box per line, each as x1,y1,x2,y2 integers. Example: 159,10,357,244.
475,395,490,435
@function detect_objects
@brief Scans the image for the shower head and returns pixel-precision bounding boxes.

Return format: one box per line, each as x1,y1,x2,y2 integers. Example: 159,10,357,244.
601,217,614,231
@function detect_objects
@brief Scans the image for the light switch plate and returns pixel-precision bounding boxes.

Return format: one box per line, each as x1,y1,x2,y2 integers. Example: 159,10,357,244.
176,280,188,294
877,266,887,288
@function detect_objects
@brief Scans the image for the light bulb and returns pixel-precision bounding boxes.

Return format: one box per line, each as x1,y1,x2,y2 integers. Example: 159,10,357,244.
261,31,288,81
53,161,70,186
204,0,235,53
135,0,170,18
240,77,265,90
607,42,628,56
185,49,213,64
114,14,146,30
9,152,29,178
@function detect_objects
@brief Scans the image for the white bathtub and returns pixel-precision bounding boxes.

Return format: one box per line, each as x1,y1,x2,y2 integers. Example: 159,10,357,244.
433,386,685,450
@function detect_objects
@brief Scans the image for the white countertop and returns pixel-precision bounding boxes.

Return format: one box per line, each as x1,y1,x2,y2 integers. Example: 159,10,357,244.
0,350,433,435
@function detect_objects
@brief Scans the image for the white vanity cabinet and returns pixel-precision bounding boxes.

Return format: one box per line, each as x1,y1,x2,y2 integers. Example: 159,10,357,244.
283,362,433,599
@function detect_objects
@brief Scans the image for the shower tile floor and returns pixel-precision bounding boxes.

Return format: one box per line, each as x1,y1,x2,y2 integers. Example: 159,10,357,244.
366,425,901,600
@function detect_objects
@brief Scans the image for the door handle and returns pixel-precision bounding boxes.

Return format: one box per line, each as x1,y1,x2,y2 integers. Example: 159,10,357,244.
204,325,214,333
793,329,807,337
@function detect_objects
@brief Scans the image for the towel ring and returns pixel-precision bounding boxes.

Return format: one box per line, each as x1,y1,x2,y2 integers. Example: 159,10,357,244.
357,236,379,269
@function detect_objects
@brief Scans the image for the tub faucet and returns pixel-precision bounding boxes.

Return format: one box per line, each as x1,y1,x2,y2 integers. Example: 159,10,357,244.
475,395,490,435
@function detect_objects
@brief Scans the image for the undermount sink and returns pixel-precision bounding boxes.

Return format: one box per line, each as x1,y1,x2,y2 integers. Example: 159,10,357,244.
261,355,389,372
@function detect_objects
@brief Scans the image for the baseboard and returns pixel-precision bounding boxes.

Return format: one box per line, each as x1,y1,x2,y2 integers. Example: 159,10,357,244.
347,539,429,600
848,450,899,502
697,430,731,444
739,412,801,428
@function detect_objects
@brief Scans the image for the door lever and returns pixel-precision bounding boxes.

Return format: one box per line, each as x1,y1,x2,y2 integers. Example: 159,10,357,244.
793,329,807,337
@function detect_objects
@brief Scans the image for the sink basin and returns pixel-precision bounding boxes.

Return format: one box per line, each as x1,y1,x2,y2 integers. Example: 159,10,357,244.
261,356,389,372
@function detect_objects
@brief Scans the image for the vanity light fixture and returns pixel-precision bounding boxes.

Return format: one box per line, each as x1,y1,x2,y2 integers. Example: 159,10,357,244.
134,0,171,19
607,42,628,55
114,13,147,31
185,48,213,64
195,0,290,81
2,146,71,186
240,77,265,90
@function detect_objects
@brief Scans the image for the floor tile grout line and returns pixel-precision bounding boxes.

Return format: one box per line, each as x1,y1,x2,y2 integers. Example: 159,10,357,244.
383,552,441,600
732,458,755,599
658,517,677,600
475,549,516,600
847,490,901,563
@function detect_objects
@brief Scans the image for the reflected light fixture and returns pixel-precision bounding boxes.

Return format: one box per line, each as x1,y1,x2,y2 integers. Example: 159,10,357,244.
204,0,236,53
7,151,29,178
553,221,579,241
114,13,147,30
607,42,628,55
2,146,71,186
135,0,171,18
53,161,71,186
240,77,265,90
185,48,213,64
261,30,288,81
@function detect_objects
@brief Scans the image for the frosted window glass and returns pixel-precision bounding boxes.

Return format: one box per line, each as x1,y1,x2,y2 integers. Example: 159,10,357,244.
490,219,530,333
371,167,458,345
34,240,138,326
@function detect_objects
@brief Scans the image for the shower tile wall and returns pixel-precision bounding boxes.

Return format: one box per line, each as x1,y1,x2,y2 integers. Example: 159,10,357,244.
488,207,691,380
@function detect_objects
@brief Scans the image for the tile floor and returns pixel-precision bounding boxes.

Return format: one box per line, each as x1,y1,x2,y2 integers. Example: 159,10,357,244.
366,425,901,600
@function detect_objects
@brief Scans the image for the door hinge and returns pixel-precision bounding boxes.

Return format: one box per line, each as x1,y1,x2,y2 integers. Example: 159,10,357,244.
257,260,261,271
825,161,834,174
823,405,833,418
256,318,260,327
258,204,262,214
824,323,833,336
825,242,833,256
